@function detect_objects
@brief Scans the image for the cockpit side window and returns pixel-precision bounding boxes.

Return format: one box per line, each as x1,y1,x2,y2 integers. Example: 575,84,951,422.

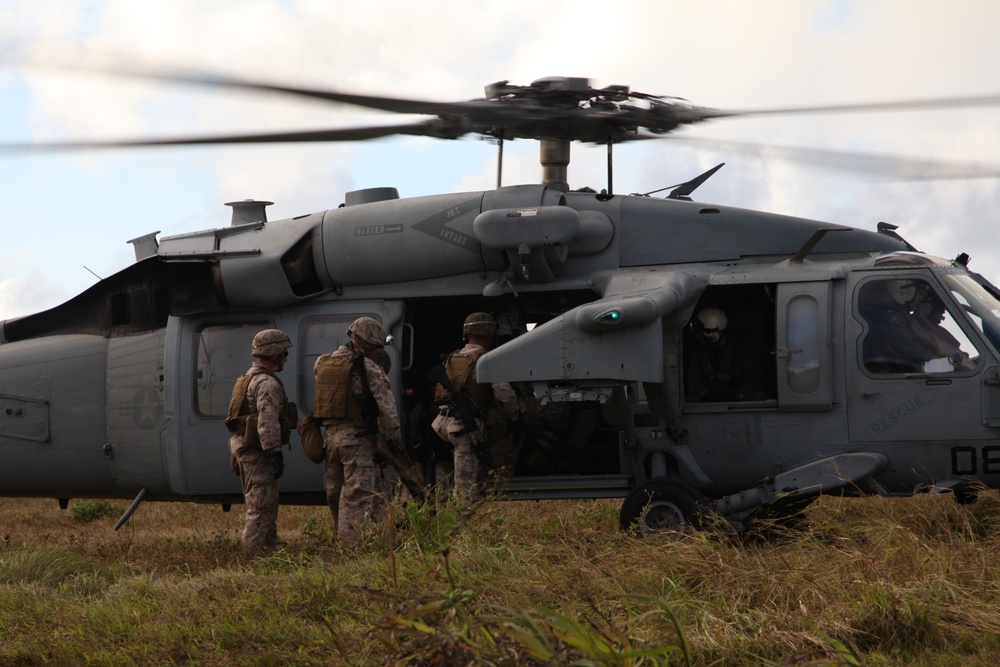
858,277,977,375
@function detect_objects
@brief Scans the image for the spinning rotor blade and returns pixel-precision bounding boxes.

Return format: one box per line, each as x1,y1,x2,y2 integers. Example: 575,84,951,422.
7,55,1000,182
0,122,463,154
25,57,1000,143
17,55,473,116
11,57,568,135
666,136,1000,181
695,94,1000,122
75,61,1000,130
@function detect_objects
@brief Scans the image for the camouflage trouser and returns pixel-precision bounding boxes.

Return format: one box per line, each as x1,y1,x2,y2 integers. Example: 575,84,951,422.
323,423,384,545
431,413,481,501
229,436,279,555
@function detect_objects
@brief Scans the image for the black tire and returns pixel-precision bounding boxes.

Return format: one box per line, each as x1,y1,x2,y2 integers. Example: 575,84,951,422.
953,482,980,505
619,479,706,536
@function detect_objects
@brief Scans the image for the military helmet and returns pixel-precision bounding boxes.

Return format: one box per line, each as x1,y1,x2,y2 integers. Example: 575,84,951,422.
347,316,386,347
463,312,497,338
251,329,292,357
694,307,727,343
886,279,918,306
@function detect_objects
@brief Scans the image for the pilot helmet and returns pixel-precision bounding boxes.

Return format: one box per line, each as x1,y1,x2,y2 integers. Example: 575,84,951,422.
463,312,497,338
251,329,292,357
695,307,727,343
347,316,386,347
886,279,917,306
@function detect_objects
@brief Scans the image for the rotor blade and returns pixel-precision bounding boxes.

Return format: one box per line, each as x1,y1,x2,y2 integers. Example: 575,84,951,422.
10,54,1000,176
17,54,486,117
0,122,452,154
693,94,1000,122
666,135,1000,180
109,67,478,117
17,55,1000,142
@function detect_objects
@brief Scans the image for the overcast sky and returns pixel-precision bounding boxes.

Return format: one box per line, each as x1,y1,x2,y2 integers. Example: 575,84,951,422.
1,0,998,320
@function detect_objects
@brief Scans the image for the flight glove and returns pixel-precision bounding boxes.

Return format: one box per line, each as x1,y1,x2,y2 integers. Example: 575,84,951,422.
270,450,284,480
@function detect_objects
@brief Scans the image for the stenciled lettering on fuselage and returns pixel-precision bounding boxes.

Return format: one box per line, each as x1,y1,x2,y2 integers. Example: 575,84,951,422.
354,223,404,237
864,389,939,438
410,197,482,252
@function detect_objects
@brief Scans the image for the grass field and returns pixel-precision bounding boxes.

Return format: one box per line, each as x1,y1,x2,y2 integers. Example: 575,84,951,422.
2,489,1000,666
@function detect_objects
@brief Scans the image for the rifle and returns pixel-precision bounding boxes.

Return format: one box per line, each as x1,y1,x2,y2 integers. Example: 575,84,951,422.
427,364,493,470
410,400,439,491
351,352,426,502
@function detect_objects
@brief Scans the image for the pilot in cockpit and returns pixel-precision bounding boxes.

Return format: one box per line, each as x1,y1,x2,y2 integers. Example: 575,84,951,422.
860,278,974,373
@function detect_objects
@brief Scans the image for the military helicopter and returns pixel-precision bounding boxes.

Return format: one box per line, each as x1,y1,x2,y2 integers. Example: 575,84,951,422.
4,65,1000,534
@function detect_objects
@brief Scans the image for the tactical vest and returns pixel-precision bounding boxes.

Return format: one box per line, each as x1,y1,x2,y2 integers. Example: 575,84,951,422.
434,348,494,410
224,367,295,446
313,349,367,427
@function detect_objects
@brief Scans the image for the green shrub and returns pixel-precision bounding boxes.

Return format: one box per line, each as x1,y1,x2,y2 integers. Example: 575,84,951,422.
71,499,117,523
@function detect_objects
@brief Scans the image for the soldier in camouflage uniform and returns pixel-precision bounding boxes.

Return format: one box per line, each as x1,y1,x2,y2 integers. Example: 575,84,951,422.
313,316,400,545
432,312,520,500
225,329,294,555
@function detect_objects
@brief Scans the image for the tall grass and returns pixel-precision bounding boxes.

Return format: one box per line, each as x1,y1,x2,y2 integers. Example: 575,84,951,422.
2,490,1000,665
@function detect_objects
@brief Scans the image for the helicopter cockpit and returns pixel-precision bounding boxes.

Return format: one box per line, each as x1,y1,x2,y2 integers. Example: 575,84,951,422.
858,276,980,375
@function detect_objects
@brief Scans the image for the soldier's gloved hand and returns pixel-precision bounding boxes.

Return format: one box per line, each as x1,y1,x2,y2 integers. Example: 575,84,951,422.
270,450,284,479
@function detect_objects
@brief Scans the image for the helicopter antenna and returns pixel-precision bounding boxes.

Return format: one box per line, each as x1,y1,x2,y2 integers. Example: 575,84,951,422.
876,221,917,251
641,163,726,199
496,129,504,188
607,139,613,195
789,228,847,263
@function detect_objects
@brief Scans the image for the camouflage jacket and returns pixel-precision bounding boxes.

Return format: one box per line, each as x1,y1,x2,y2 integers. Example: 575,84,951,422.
227,363,290,453
314,344,400,438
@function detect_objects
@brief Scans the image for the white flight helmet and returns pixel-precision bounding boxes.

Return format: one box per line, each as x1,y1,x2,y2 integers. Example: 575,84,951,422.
886,279,917,306
695,307,728,343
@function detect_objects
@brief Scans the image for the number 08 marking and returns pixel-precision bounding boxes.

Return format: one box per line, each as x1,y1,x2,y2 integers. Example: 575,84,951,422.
951,446,1000,475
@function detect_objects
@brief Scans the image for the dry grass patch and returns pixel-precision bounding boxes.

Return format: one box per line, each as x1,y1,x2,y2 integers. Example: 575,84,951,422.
2,492,1000,665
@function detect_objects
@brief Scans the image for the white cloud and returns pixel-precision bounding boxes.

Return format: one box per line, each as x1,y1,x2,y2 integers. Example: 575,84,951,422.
0,275,77,321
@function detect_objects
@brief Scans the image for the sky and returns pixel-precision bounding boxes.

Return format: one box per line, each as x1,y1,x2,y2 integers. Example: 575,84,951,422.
1,0,998,320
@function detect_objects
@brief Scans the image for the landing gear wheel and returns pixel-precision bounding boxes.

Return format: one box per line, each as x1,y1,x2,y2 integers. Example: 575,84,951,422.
953,482,980,505
619,479,706,537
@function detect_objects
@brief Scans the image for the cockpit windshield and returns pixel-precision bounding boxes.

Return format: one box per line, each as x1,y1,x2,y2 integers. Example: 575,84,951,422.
940,273,1000,353
859,275,979,374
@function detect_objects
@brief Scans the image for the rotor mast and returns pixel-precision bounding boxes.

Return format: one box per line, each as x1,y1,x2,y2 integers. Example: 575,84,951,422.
539,137,571,191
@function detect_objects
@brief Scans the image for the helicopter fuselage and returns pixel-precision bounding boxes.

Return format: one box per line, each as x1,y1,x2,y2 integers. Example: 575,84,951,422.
2,185,998,527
